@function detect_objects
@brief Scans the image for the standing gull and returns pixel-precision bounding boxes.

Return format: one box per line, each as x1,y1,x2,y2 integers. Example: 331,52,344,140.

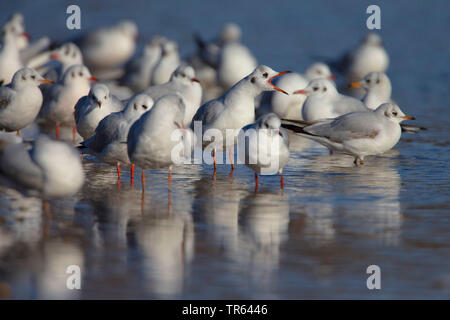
350,71,392,110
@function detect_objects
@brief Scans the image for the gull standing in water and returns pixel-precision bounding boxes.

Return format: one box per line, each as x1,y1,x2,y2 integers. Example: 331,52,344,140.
240,113,290,190
282,103,415,165
0,68,53,135
74,83,124,140
40,64,97,140
191,65,290,172
80,94,154,182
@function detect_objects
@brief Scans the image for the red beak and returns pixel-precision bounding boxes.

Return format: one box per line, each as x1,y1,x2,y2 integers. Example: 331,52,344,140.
89,76,98,82
191,77,200,83
329,74,336,80
22,32,30,40
268,71,291,95
50,53,60,60
293,89,309,95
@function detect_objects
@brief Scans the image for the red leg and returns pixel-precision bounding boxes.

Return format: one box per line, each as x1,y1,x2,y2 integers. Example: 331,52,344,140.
229,148,234,171
254,172,259,192
280,173,284,189
130,164,135,185
329,149,334,155
141,169,145,186
72,125,77,143
213,149,217,172
168,167,172,187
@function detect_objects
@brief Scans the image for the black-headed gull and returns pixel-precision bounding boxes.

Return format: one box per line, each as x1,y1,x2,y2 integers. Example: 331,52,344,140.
192,65,290,171
0,22,24,85
0,134,84,197
282,103,415,165
40,64,97,140
151,40,180,85
81,94,154,181
80,20,138,71
240,113,290,190
0,68,53,134
74,83,124,140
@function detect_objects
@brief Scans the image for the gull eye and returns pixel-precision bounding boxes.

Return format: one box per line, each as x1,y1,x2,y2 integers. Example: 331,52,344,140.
79,72,83,77
323,87,327,92
392,111,398,116
263,72,268,78
71,72,75,78
142,105,148,110
251,77,256,83
31,75,36,80
376,79,380,84
104,95,107,99
366,79,371,83
313,87,319,91
21,75,26,80
133,103,137,110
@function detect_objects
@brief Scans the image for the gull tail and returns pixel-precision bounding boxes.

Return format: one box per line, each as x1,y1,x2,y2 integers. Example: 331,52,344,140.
281,119,314,135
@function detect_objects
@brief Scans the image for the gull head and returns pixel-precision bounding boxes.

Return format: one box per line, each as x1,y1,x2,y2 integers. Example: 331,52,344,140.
50,43,83,66
258,113,282,134
351,71,391,94
12,67,53,88
247,65,290,95
376,103,415,123
220,22,242,43
117,20,138,39
161,40,178,57
304,62,335,81
62,65,97,85
363,32,383,47
125,93,154,117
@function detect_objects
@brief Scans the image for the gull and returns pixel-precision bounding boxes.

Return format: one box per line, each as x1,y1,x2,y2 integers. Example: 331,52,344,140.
79,20,138,71
120,36,164,93
0,68,53,135
142,64,202,126
259,62,335,120
80,94,154,180
240,113,290,190
281,103,415,165
40,64,97,140
191,65,290,171
127,94,191,186
217,32,258,90
0,134,84,197
151,40,180,85
28,42,84,82
295,78,369,122
330,33,389,82
0,22,24,85
350,71,392,110
74,83,124,140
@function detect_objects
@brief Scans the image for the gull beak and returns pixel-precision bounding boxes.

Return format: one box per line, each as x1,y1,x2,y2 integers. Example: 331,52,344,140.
89,76,98,82
39,79,54,84
22,32,30,40
268,71,291,95
97,101,102,108
50,53,60,60
293,89,308,95
402,115,415,120
191,77,200,83
350,82,363,88
329,74,337,80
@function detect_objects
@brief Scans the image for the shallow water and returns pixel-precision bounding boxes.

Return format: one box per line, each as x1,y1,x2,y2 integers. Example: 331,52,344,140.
0,0,449,299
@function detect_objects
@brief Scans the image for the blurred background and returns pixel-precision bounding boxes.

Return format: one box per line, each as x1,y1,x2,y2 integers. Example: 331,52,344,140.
0,0,449,299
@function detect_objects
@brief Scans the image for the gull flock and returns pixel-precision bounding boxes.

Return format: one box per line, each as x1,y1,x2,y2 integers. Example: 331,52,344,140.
0,15,424,199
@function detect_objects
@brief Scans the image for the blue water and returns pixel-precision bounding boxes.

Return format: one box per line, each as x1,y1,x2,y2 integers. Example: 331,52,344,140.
0,0,449,299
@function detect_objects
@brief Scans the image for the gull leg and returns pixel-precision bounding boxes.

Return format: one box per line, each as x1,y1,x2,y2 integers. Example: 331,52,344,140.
329,149,334,155
360,159,365,165
229,148,234,171
353,157,358,166
254,172,259,193
280,173,284,189
141,168,146,187
16,130,20,136
213,149,217,172
168,167,172,188
116,162,121,187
